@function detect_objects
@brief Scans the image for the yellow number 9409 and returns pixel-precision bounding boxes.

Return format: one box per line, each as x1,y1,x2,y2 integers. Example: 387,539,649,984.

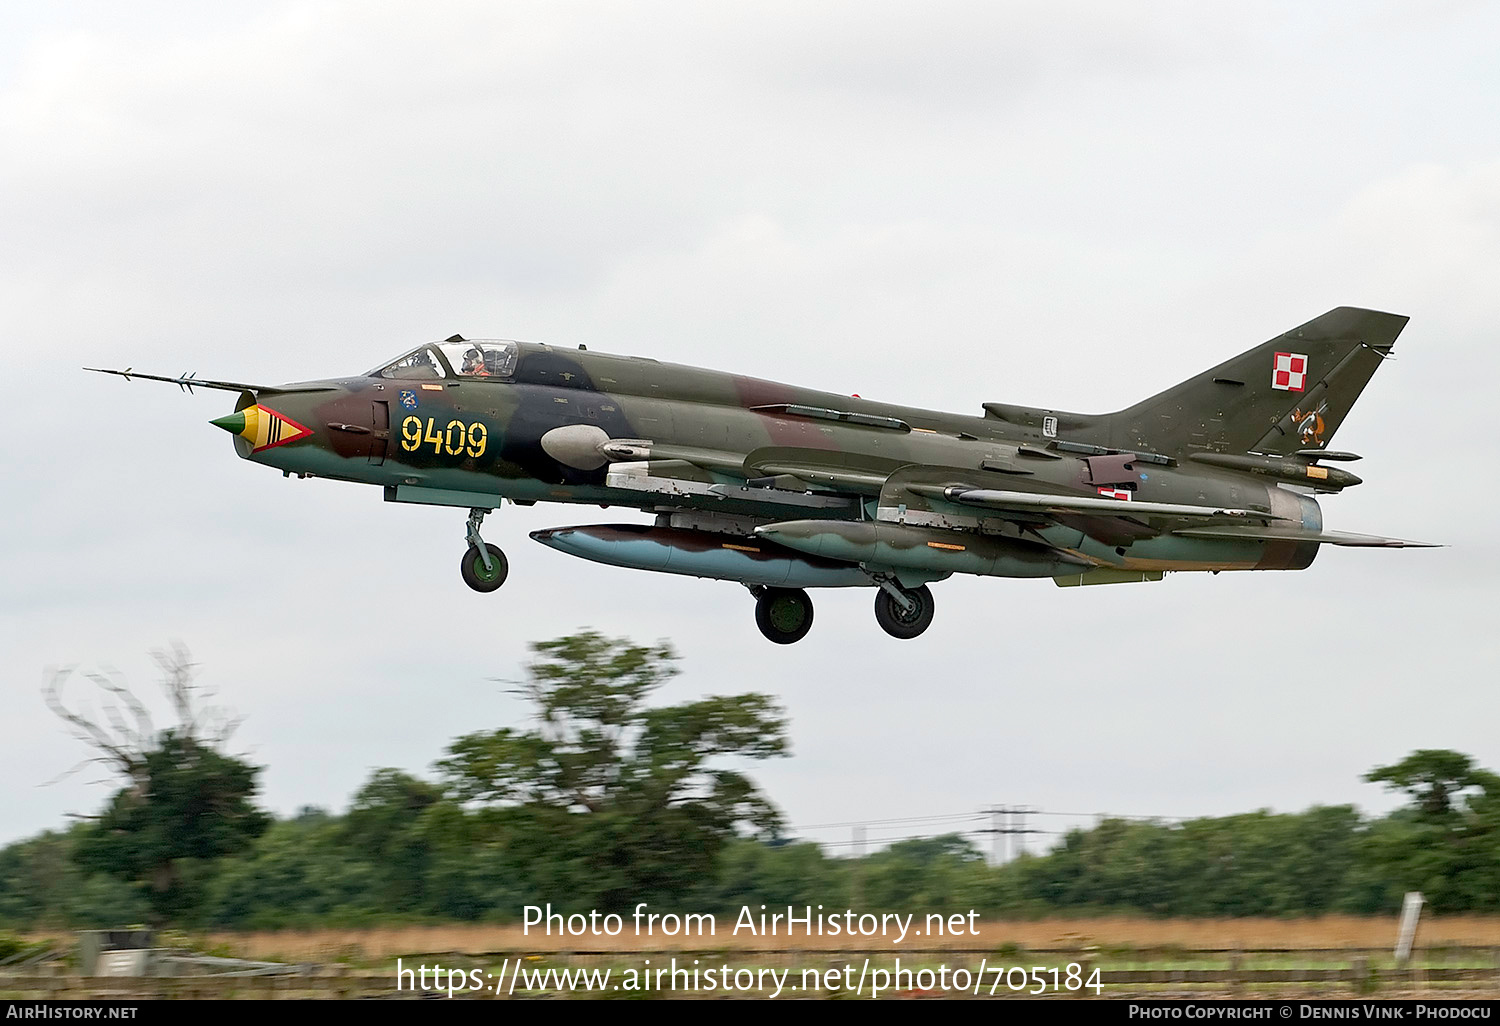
400,416,487,458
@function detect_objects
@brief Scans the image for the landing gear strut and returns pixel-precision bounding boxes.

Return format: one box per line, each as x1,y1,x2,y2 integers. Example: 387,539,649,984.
752,586,814,645
460,507,508,593
873,581,935,639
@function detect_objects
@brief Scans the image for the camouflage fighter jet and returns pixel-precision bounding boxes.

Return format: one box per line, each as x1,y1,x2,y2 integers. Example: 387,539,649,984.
89,307,1434,644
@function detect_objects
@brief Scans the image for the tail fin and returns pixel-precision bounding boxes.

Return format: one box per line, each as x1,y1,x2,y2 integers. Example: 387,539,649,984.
1106,307,1408,457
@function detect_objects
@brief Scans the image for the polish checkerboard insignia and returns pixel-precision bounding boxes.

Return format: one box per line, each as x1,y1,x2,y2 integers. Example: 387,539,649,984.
1097,487,1131,501
1272,352,1308,392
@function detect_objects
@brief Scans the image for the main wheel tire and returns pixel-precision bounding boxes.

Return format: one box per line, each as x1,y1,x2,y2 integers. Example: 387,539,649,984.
755,587,814,645
460,543,509,592
873,583,935,639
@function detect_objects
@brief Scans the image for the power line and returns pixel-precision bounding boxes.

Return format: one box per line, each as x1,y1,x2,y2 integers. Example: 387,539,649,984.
976,806,1043,864
796,812,988,831
794,806,1192,836
1033,809,1190,823
785,804,1191,861
818,829,991,850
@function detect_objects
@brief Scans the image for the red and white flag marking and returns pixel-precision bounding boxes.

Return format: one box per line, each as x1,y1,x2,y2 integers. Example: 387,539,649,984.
1272,352,1308,392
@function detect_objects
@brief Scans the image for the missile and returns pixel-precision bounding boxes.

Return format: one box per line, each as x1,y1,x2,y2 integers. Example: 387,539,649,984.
754,520,1091,578
1186,451,1362,489
528,523,870,588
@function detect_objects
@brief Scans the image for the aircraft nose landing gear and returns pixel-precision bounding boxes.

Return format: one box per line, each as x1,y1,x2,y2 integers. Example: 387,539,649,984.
751,586,814,644
461,507,508,593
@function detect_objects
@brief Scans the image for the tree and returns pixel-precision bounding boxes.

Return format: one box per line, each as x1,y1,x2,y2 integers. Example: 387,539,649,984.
700,838,852,913
859,835,993,911
436,631,788,910
1361,749,1500,912
202,808,385,929
1365,750,1500,821
44,646,270,924
339,769,446,914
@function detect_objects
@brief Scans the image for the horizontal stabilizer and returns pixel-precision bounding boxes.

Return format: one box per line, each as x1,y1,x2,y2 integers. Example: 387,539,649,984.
1172,525,1440,547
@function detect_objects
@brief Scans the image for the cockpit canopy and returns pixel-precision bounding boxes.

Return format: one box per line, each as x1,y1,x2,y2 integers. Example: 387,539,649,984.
371,339,520,380
373,346,445,379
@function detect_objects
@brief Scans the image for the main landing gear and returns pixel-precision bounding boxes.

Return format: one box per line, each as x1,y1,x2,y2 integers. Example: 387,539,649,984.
746,582,937,643
751,586,814,645
461,507,508,593
873,581,935,640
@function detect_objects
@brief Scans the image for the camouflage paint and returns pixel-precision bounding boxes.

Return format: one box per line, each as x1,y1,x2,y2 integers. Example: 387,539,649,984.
99,307,1428,603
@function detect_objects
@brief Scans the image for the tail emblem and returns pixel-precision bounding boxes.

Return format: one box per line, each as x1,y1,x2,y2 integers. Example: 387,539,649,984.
1292,401,1328,446
1272,352,1309,392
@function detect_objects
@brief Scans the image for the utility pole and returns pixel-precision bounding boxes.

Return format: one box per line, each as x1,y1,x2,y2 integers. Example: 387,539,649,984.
979,806,1042,865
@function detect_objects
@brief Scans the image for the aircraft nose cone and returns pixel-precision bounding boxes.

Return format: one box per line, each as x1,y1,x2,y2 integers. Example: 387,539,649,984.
208,403,313,452
210,412,247,435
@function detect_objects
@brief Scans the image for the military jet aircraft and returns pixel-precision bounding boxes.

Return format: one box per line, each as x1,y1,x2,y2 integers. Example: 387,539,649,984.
89,306,1434,644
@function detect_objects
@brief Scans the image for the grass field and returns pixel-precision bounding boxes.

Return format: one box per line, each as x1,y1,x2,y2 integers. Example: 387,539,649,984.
13,916,1500,999
192,915,1500,963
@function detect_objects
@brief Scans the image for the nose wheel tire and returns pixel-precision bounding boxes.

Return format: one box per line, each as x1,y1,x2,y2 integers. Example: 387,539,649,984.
755,587,814,645
461,543,509,592
874,583,935,639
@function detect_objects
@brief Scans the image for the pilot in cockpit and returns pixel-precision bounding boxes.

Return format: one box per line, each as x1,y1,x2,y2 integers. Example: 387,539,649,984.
462,347,490,376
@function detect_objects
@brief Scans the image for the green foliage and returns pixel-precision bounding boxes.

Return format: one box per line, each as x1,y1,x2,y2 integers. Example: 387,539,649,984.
0,932,29,962
39,647,271,926
1000,750,1500,918
203,811,383,928
1365,751,1500,820
73,730,271,923
0,825,148,929
1359,750,1500,913
10,644,1500,930
858,835,993,910
342,770,445,911
1005,806,1367,917
700,838,852,911
436,631,789,911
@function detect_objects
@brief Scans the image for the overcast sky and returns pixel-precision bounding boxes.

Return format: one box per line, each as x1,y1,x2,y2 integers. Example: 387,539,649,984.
3,1,1497,858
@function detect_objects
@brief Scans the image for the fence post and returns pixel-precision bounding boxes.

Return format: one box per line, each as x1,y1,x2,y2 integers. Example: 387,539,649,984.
1074,953,1094,998
1351,956,1369,996
1394,892,1423,966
